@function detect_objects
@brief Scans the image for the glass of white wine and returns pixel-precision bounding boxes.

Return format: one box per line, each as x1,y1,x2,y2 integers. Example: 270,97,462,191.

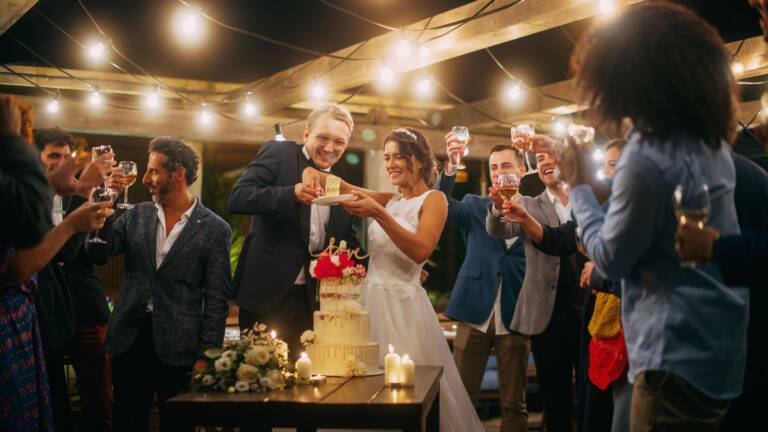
450,126,469,170
117,161,138,210
673,183,710,267
510,124,535,173
88,186,116,244
496,173,520,202
92,145,114,188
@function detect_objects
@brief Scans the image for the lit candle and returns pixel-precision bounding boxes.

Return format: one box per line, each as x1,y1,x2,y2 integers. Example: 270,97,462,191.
385,344,401,385
270,330,277,339
400,354,415,386
296,352,312,383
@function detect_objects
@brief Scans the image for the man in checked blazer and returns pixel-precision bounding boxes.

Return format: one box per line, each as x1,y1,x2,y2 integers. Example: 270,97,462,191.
87,137,231,432
486,138,583,432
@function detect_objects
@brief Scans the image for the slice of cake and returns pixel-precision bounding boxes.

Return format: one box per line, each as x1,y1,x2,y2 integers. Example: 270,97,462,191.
304,239,378,376
325,175,340,197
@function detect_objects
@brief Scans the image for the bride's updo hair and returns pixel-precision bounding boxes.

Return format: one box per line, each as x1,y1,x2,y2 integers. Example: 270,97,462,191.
385,128,438,187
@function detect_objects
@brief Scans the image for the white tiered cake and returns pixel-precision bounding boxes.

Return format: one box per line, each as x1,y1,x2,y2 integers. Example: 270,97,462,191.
304,240,379,376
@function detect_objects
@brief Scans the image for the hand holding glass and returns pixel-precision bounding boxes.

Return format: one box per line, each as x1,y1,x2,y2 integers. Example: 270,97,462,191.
450,126,469,170
91,145,114,187
673,184,710,267
88,186,116,244
117,161,137,209
496,173,520,202
510,124,535,173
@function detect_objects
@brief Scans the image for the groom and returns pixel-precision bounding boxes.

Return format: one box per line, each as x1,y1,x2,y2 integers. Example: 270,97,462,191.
228,103,364,359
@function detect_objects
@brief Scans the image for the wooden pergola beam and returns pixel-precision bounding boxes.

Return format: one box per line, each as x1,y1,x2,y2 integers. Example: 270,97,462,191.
0,0,36,34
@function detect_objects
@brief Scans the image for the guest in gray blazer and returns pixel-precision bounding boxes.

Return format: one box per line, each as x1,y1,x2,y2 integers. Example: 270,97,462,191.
87,137,231,432
486,143,583,432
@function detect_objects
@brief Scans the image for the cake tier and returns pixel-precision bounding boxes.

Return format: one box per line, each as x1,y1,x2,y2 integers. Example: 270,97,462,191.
319,278,364,296
319,278,365,312
314,311,370,345
306,343,379,376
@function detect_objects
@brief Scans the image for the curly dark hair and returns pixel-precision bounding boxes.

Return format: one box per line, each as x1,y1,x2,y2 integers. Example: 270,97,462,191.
148,136,199,185
570,1,737,149
385,128,438,187
33,126,74,151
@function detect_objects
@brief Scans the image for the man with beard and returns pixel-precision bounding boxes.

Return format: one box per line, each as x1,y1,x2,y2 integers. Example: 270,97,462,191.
86,137,231,432
228,103,363,360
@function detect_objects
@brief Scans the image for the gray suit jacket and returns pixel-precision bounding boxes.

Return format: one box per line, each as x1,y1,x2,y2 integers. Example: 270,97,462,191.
486,192,564,335
86,200,232,366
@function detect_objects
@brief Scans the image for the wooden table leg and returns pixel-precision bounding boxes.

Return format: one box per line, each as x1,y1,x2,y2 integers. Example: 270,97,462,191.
426,389,439,432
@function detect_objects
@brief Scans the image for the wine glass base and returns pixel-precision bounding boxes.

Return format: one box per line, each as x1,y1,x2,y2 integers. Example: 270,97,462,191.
117,203,134,209
456,164,467,170
680,261,698,268
88,238,108,244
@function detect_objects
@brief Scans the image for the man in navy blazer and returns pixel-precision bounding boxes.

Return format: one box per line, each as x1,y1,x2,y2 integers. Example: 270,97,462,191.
435,135,530,432
87,137,231,432
228,103,363,360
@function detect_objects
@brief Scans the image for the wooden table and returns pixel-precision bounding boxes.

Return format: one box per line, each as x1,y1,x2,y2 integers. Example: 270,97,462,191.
167,365,443,431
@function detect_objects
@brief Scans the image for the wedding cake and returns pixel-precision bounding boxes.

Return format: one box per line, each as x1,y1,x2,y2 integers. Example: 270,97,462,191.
303,240,379,376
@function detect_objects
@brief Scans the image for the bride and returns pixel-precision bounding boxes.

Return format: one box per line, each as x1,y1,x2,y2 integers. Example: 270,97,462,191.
303,127,484,432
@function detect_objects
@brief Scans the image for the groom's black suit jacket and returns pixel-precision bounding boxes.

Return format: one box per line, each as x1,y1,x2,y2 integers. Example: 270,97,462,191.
227,141,363,315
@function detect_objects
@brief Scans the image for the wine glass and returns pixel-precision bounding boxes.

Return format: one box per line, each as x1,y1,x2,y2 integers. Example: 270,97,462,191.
673,184,710,267
496,173,520,202
117,161,138,210
510,124,536,173
92,145,114,187
450,126,469,170
88,186,116,244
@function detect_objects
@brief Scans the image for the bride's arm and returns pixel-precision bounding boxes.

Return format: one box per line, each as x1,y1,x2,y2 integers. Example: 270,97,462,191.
343,190,447,264
303,167,393,206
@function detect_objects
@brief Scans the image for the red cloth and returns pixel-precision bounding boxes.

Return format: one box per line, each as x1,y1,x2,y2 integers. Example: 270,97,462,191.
588,330,628,390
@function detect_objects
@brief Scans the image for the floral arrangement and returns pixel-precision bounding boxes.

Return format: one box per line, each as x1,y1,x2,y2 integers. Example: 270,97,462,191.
190,323,295,393
309,238,367,280
300,329,316,346
345,354,367,377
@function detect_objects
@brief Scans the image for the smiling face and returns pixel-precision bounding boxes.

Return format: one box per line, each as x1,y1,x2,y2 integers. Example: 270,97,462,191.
303,113,350,170
39,142,71,173
489,149,525,188
384,140,422,188
535,151,559,188
602,146,622,179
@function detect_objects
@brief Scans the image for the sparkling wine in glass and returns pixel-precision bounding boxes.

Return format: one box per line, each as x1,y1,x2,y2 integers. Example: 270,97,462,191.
117,161,138,210
88,186,116,244
510,124,535,173
92,145,114,187
496,173,520,201
673,184,710,267
450,126,469,170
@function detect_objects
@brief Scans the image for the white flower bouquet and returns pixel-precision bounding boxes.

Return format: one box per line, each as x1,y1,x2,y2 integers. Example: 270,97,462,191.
190,322,295,393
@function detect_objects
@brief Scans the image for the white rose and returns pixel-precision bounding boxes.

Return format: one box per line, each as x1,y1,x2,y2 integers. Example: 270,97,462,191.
214,357,232,372
300,330,315,345
265,369,286,390
275,341,288,358
245,346,270,366
330,255,340,266
342,267,353,277
201,375,214,386
221,350,237,360
354,361,367,376
236,363,260,384
235,381,250,392
250,382,261,392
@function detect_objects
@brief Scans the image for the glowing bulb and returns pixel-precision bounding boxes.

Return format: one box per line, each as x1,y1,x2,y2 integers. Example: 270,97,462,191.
553,119,567,135
732,61,745,75
597,169,606,180
243,101,257,117
414,77,432,98
376,65,397,89
271,330,277,339
418,45,430,60
198,104,213,126
144,89,160,110
89,90,102,107
505,82,522,103
395,38,412,59
86,41,106,61
173,7,205,45
311,81,327,100
592,148,604,161
597,0,617,17
46,98,60,113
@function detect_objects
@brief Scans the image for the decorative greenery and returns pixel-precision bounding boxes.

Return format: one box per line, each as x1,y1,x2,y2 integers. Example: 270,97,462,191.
427,290,451,308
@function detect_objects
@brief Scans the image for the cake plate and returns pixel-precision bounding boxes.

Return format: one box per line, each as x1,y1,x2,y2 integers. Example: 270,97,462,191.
311,194,357,206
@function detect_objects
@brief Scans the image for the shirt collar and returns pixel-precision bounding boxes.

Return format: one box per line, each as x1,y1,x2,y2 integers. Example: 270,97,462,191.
155,196,197,222
545,188,559,205
302,145,332,173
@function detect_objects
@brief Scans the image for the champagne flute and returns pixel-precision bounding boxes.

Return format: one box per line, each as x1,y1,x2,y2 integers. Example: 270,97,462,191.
88,186,116,244
496,173,520,202
117,161,138,210
673,183,710,267
450,126,469,170
510,124,535,173
92,145,114,187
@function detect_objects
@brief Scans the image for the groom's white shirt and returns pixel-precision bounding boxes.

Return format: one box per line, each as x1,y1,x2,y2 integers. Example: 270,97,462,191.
295,145,332,285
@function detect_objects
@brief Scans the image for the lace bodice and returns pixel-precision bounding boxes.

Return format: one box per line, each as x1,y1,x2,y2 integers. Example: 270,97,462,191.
366,190,441,298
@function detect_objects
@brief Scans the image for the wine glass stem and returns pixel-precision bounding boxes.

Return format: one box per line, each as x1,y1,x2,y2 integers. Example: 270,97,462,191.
123,186,129,205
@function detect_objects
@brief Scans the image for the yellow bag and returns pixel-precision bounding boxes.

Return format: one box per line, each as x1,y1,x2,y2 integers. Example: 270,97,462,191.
588,292,622,339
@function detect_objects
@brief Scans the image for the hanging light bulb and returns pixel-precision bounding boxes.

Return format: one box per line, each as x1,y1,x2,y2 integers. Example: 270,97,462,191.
86,40,106,61
414,77,432,98
173,6,205,45
596,169,606,180
505,81,522,103
242,92,257,117
274,123,286,141
89,90,102,107
592,148,604,161
47,95,60,113
395,32,412,60
198,103,213,127
596,0,617,17
376,64,397,90
311,80,327,100
553,118,567,135
144,87,160,110
418,45,430,60
732,61,745,75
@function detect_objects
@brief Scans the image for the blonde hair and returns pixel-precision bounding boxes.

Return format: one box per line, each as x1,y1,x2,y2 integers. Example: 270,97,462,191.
306,103,354,136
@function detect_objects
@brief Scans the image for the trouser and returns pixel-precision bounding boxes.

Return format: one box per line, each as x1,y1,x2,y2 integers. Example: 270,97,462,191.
453,317,530,432
112,319,192,432
530,311,581,432
611,374,632,432
239,283,314,363
69,321,112,432
630,370,731,432
44,344,73,432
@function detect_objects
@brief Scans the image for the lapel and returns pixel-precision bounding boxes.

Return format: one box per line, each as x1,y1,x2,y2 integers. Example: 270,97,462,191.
158,200,207,271
297,146,313,248
144,204,159,270
537,191,561,227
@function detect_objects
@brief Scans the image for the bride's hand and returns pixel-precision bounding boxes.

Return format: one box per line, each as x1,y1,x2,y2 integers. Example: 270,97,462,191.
340,191,383,218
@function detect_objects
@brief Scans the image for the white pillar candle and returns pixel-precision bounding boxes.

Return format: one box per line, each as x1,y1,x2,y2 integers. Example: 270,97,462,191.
384,344,401,385
400,354,415,386
296,352,312,382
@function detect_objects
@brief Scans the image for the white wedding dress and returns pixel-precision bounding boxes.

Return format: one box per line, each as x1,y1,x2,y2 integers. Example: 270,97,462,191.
364,190,484,432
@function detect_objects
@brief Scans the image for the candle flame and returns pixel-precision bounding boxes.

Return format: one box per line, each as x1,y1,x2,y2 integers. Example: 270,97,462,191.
388,344,394,353
402,354,410,362
300,352,308,359
271,330,277,338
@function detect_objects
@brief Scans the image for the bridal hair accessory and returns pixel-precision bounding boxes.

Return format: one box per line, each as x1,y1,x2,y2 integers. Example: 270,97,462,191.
394,128,418,142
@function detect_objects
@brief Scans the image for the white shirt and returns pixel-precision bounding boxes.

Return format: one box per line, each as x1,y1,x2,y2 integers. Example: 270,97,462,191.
469,238,517,335
295,145,331,285
147,196,196,312
545,188,571,224
51,195,64,226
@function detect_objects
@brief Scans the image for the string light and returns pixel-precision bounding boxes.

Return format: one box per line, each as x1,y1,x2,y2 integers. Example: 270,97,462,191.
144,87,160,110
376,64,397,90
47,95,60,113
732,61,745,75
274,123,286,141
395,31,412,59
173,6,205,45
505,81,522,103
418,45,430,60
242,92,257,117
311,80,327,100
597,169,606,180
86,40,106,61
198,103,213,126
553,118,567,135
89,90,102,107
596,0,617,17
414,77,433,98
592,148,604,161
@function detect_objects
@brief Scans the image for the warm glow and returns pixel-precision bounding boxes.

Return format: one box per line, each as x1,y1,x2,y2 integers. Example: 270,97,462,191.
173,6,205,45
418,45,430,60
376,65,397,90
402,354,410,362
553,119,567,135
597,169,606,180
89,90,102,107
592,148,604,161
144,89,160,110
271,330,277,339
414,77,432,98
388,344,394,354
395,38,412,59
243,101,257,117
86,40,106,61
732,61,745,75
198,104,213,126
300,352,308,359
47,98,60,113
597,0,617,17
311,81,327,100
505,82,522,103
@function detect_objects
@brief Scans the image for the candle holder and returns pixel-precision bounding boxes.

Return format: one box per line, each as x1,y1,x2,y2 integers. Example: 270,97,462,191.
387,381,403,389
309,374,326,385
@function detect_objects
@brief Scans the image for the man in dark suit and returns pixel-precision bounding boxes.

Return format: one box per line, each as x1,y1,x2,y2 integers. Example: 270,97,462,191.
228,103,363,360
435,136,530,432
87,137,231,432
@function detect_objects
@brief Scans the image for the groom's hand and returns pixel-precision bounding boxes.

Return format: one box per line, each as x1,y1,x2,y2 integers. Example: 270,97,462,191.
295,183,320,205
